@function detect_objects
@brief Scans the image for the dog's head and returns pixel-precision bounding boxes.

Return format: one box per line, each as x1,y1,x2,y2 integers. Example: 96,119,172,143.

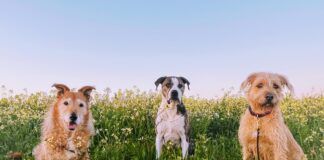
241,72,293,109
52,84,95,131
155,76,190,104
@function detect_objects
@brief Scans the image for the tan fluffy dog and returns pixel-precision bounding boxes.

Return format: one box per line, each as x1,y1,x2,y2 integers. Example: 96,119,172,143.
33,84,95,160
238,72,306,160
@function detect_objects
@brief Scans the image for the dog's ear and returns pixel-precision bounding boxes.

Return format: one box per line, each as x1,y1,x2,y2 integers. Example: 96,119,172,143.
179,77,190,90
78,86,96,101
155,76,167,90
52,84,70,98
240,73,258,91
277,74,294,94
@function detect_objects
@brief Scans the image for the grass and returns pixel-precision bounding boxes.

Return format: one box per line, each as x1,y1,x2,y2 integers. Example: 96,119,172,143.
0,89,323,159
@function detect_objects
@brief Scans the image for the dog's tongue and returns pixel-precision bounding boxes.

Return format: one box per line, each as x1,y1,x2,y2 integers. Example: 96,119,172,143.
68,122,77,130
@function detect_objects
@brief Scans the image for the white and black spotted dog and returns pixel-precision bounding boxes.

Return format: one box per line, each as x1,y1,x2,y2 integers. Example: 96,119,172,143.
154,76,194,159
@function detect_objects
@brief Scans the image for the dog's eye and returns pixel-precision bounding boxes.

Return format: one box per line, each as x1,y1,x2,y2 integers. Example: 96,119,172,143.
79,103,84,107
256,83,263,88
166,83,172,88
64,101,69,106
178,84,183,88
273,84,280,89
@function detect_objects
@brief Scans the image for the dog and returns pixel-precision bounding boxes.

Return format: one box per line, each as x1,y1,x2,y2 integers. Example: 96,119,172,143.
33,84,95,160
154,76,194,159
238,72,306,160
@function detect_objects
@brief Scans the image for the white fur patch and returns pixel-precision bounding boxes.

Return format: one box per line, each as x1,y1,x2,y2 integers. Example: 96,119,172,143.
75,99,87,125
155,99,188,158
252,131,259,138
170,78,182,102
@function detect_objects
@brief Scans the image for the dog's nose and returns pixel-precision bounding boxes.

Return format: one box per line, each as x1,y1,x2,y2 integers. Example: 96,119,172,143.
171,90,178,99
70,112,77,122
266,94,274,101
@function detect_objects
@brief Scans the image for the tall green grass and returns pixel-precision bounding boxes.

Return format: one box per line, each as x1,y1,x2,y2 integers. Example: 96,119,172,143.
0,89,323,159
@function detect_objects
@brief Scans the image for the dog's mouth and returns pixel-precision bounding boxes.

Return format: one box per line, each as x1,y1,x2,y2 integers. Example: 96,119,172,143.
262,101,276,107
168,98,180,104
68,122,77,131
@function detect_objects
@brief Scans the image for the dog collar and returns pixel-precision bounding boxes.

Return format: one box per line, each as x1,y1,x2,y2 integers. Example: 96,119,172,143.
66,149,76,153
248,106,272,118
44,138,76,154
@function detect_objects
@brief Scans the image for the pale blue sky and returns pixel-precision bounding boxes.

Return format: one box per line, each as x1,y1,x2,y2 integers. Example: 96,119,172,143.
0,1,323,97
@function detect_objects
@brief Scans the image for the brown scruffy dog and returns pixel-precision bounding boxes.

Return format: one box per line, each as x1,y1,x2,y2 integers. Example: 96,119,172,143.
33,84,95,160
238,72,306,160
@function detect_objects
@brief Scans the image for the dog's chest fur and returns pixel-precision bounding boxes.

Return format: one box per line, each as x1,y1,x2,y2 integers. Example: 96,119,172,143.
240,111,275,141
156,104,187,144
239,110,284,157
66,129,91,158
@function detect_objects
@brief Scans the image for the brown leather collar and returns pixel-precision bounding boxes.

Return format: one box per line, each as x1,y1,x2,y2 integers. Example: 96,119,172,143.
66,149,75,153
248,106,272,118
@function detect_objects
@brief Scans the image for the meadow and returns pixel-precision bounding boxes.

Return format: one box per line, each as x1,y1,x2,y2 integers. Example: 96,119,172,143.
0,88,323,160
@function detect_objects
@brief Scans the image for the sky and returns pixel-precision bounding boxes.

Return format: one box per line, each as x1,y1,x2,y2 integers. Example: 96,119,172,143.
0,1,323,98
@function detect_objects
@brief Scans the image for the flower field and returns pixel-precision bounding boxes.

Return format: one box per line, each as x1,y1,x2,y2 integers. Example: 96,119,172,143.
0,88,323,160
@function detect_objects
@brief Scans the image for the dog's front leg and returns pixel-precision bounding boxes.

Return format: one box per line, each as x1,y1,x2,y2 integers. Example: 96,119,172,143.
242,147,253,160
180,135,189,159
274,152,288,160
273,140,289,160
156,134,163,159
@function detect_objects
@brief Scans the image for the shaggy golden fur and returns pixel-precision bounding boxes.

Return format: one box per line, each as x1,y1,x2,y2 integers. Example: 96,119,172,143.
33,84,95,160
238,72,306,160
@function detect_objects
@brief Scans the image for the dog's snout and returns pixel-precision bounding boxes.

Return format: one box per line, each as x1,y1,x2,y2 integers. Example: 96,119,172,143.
266,94,274,101
171,90,178,99
70,112,77,122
